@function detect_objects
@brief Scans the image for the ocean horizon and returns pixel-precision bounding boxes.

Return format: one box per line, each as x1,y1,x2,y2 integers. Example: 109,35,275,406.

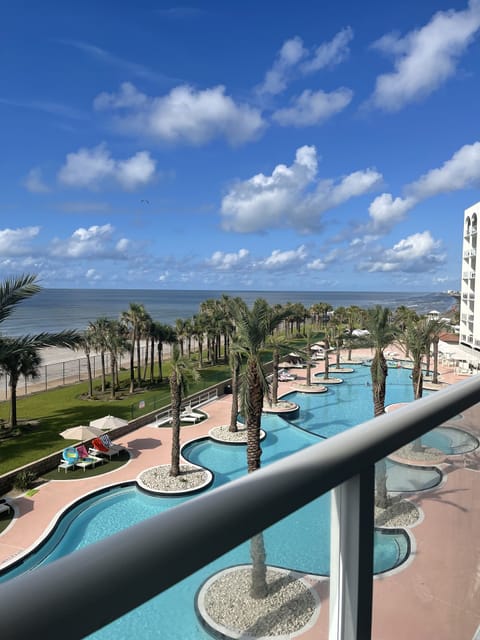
0,288,456,337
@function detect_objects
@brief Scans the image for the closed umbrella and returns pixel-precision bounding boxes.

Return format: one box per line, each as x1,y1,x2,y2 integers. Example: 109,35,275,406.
60,425,106,441
89,415,128,430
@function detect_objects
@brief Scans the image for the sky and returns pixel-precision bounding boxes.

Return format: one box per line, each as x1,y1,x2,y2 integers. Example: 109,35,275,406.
2,0,480,292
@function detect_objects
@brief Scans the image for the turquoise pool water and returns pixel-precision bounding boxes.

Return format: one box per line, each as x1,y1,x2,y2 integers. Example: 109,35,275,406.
0,363,467,639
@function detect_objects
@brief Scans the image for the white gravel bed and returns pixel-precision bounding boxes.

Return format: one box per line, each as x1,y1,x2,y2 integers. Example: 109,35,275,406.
375,499,420,528
138,463,210,494
395,445,445,463
209,425,266,444
198,566,319,639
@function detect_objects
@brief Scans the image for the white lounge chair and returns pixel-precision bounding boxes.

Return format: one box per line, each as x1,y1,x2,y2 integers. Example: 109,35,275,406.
180,412,201,423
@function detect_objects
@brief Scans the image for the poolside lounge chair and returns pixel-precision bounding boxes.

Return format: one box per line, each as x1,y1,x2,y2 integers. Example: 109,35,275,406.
58,446,79,473
183,405,205,419
89,436,126,460
74,445,104,471
180,411,201,423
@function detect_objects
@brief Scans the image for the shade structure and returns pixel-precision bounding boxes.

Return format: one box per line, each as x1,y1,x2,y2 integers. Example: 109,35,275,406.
278,361,294,369
60,425,106,441
89,414,128,430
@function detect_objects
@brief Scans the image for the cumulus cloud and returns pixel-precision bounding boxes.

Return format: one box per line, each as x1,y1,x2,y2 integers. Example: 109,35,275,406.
367,141,480,233
94,82,264,146
57,144,156,190
260,245,308,269
50,224,127,259
307,258,327,270
23,168,50,193
221,145,382,233
272,88,353,126
360,231,445,273
0,226,40,255
207,248,249,270
369,1,480,110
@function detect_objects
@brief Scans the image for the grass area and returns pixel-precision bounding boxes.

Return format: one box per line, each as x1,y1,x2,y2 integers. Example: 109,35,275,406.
42,449,130,481
0,510,13,534
0,360,232,476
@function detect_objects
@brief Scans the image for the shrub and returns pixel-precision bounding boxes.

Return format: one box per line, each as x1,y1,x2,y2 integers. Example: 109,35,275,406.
14,470,36,491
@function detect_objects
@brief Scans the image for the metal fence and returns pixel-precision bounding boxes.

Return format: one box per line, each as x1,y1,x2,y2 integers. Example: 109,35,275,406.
0,346,153,402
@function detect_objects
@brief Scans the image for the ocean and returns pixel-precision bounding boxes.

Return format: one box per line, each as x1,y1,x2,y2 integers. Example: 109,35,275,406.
0,289,456,337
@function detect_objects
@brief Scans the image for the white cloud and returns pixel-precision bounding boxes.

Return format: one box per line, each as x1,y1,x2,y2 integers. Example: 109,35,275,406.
221,145,382,233
257,36,307,96
260,245,308,269
272,88,352,126
368,193,415,233
367,141,480,233
85,268,100,281
370,1,480,110
23,168,50,193
257,28,353,97
407,141,480,199
307,258,326,270
302,27,354,73
362,230,445,273
57,144,156,191
207,248,250,270
50,224,126,258
94,82,265,146
0,226,40,255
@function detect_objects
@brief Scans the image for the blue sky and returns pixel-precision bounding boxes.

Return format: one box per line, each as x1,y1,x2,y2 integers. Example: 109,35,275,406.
2,0,480,291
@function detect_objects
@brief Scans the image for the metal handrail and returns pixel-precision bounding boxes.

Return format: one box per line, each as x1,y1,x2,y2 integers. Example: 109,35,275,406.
1,375,480,639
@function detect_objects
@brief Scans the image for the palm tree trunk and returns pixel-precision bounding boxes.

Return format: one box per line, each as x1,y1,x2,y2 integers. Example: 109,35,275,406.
272,350,279,403
170,371,181,477
110,355,116,400
246,360,263,473
100,351,106,392
249,533,268,599
150,337,155,383
9,378,18,427
229,363,239,432
86,353,93,398
432,339,439,384
157,344,163,382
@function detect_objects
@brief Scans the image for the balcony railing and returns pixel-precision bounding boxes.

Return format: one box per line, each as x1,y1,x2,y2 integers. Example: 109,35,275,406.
0,376,480,640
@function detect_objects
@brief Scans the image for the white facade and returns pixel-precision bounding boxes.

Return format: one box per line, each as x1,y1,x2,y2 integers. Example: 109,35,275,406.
460,202,480,364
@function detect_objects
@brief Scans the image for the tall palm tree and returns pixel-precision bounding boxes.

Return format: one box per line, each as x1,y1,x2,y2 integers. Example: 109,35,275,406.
235,299,287,600
365,305,397,509
0,332,81,426
78,330,95,398
169,346,199,477
0,275,81,425
121,303,147,393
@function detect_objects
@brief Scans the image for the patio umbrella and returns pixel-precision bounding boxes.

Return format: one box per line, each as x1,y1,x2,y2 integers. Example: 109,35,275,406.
60,425,106,441
278,361,293,369
89,414,128,430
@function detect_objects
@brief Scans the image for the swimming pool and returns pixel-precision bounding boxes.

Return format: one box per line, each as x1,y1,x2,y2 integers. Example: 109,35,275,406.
0,363,467,638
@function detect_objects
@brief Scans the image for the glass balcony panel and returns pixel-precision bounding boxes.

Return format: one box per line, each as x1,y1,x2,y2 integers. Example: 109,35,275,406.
372,404,480,639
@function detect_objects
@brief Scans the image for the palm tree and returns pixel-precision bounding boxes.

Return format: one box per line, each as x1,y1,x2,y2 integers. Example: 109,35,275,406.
121,303,147,393
78,330,94,398
87,317,111,393
169,345,199,477
365,305,397,509
0,275,82,425
228,340,243,433
235,299,287,600
0,332,81,426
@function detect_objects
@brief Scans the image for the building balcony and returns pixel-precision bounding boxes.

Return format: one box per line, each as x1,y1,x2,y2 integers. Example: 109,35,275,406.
1,377,480,639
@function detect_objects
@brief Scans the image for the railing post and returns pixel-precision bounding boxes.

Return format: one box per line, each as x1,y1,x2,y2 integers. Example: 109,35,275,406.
329,466,374,640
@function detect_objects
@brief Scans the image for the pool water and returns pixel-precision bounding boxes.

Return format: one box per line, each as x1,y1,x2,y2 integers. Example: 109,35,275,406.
0,363,468,639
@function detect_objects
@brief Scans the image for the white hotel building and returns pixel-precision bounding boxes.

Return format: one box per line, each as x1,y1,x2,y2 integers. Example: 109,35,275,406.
459,201,480,366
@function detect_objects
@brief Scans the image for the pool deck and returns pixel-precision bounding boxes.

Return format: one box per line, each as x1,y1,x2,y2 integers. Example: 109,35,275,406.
1,349,480,639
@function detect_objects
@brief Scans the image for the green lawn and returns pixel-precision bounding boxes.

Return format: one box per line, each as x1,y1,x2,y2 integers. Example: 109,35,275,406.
0,360,232,476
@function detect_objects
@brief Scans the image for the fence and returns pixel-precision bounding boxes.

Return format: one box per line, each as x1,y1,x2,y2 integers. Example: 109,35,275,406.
0,345,154,402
